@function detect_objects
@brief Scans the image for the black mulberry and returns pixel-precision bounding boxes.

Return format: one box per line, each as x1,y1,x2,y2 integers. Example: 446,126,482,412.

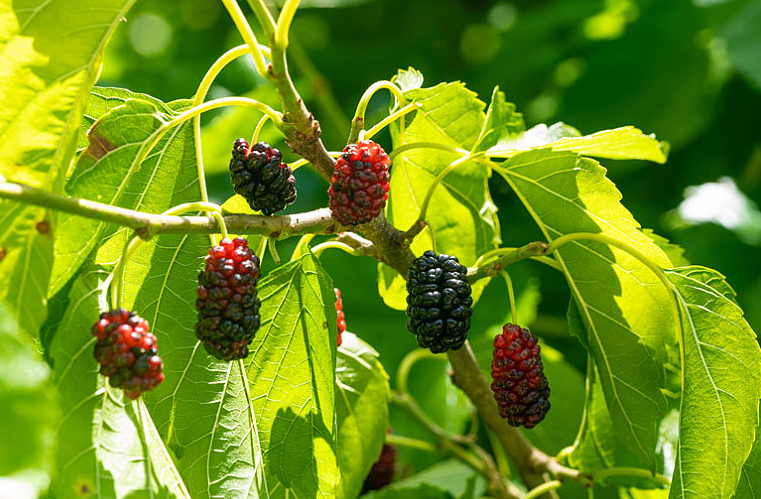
229,139,297,215
406,251,472,353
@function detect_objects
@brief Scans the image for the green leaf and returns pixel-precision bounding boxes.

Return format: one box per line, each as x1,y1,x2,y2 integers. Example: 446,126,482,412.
0,203,53,334
336,333,391,499
719,0,761,91
131,233,267,499
363,483,455,499
0,0,137,187
0,301,58,495
489,125,668,163
49,267,190,499
51,93,199,295
734,419,761,499
381,79,500,309
666,266,761,499
246,253,338,498
497,148,673,468
384,459,485,499
472,86,525,153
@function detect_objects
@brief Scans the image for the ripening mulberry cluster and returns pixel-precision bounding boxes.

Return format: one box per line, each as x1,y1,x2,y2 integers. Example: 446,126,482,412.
195,237,262,361
490,323,551,429
406,251,473,353
328,140,390,225
229,139,297,215
92,309,164,399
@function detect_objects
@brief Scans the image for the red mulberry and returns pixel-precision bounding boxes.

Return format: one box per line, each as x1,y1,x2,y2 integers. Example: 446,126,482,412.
328,140,390,225
92,309,164,399
490,323,550,429
335,288,346,347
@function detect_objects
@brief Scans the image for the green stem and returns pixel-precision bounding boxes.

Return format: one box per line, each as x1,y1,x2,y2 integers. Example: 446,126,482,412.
524,481,563,499
386,434,438,453
348,80,407,144
220,0,269,76
363,101,420,140
251,115,271,144
418,153,476,223
467,242,550,283
396,348,443,396
112,235,142,310
267,237,280,264
290,151,341,172
256,236,268,266
245,0,276,39
593,467,671,487
274,0,301,49
291,234,315,259
501,271,517,325
311,241,360,258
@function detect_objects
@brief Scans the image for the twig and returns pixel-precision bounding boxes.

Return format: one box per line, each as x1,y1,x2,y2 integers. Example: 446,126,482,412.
0,181,335,238
467,242,550,282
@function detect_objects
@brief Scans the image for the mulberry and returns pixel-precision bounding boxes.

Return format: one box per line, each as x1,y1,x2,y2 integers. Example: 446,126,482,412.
92,309,164,399
362,443,397,493
229,139,297,215
406,251,472,353
328,140,390,225
195,237,261,361
490,323,550,429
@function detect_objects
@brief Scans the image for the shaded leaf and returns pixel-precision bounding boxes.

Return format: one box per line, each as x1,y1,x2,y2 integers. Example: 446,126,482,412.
0,301,58,496
336,333,391,499
132,233,268,499
49,267,189,499
246,253,338,498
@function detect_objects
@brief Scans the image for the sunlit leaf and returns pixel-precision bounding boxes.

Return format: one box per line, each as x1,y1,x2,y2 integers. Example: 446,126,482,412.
666,266,761,499
497,148,673,468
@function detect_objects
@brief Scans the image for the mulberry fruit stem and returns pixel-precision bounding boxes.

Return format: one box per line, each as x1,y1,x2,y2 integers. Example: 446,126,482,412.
220,0,269,76
310,240,360,258
384,434,438,453
288,151,341,173
251,115,271,144
245,0,276,38
274,0,301,49
501,271,518,325
349,81,408,144
524,481,563,499
363,101,421,141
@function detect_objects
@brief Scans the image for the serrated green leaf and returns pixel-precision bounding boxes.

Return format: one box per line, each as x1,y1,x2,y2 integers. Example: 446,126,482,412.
382,80,500,309
0,0,136,188
130,233,267,499
51,92,199,296
734,419,761,499
666,266,761,499
246,254,338,498
336,333,391,499
50,267,190,499
497,148,672,468
489,126,667,163
391,67,424,93
0,301,58,496
472,86,525,153
0,203,53,334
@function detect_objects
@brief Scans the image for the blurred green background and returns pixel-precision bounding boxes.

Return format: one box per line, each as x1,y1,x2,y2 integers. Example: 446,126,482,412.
97,0,761,491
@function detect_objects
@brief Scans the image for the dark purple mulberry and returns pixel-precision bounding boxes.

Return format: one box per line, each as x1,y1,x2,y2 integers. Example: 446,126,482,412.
229,139,297,215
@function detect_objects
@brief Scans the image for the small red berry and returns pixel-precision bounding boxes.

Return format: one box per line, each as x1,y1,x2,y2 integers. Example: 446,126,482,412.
334,288,346,347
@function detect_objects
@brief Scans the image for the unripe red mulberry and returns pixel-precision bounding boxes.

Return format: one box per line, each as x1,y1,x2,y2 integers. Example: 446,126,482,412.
328,140,390,225
92,309,164,399
195,237,261,361
490,323,550,429
334,288,346,347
